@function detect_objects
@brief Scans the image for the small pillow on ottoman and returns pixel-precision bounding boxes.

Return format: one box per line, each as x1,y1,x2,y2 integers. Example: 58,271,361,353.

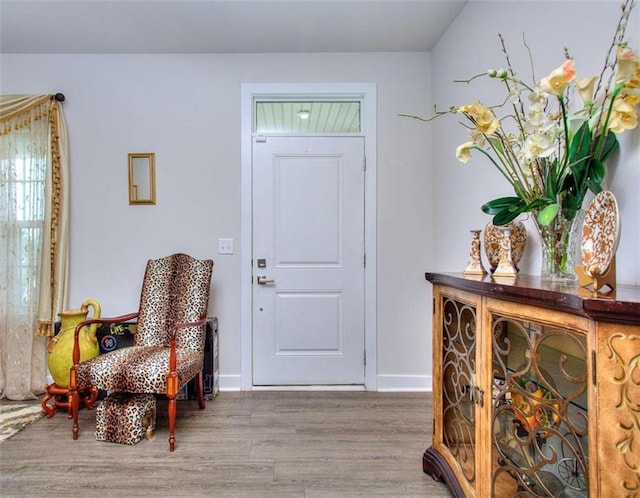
95,392,156,445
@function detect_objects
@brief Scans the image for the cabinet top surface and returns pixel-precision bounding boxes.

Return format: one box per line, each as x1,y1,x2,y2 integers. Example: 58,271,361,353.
425,272,640,325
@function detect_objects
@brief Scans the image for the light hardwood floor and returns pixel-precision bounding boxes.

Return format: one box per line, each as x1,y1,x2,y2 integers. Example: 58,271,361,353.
0,392,451,497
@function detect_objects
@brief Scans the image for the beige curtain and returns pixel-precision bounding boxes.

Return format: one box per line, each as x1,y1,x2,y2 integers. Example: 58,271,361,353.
0,94,70,400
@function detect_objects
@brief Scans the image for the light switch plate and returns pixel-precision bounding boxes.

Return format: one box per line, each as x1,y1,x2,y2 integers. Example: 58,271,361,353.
218,238,234,255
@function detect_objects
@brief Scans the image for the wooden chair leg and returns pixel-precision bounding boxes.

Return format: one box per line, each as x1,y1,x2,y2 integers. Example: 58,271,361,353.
69,368,80,440
168,395,176,452
70,389,80,440
195,370,205,410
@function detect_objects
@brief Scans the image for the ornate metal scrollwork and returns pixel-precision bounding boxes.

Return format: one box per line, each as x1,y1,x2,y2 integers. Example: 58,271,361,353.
491,316,589,497
441,297,477,485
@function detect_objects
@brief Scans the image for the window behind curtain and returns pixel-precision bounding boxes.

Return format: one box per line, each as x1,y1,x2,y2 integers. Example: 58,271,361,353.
0,130,47,315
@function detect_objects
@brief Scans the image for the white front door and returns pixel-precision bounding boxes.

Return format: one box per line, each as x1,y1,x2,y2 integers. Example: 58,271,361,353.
252,136,365,385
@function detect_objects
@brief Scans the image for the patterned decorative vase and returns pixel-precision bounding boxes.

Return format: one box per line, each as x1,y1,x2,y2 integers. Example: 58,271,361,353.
484,221,527,273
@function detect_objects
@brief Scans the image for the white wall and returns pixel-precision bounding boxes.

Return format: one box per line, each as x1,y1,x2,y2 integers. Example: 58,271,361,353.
431,1,640,284
4,1,636,392
1,52,434,389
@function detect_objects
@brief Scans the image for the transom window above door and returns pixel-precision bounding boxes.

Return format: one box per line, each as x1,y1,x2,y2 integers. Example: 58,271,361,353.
255,101,361,134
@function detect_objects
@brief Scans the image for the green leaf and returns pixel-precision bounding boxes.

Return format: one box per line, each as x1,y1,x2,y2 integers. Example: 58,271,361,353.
536,203,560,226
561,192,580,212
493,208,523,226
587,178,603,194
544,164,557,198
588,158,605,186
568,122,592,165
487,136,505,156
597,132,619,163
524,198,552,212
481,196,522,215
568,156,589,182
481,197,528,226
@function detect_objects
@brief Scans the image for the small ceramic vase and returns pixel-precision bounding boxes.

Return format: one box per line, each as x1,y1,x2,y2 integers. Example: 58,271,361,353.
493,227,518,277
463,230,487,276
484,220,527,273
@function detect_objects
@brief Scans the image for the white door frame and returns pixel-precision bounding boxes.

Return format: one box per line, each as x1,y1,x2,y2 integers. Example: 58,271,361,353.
240,83,377,390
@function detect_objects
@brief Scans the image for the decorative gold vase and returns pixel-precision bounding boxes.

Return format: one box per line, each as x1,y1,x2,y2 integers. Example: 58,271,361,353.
47,298,101,388
484,220,527,273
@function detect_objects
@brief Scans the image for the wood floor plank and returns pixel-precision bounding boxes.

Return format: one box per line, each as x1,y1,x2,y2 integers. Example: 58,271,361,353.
0,392,451,497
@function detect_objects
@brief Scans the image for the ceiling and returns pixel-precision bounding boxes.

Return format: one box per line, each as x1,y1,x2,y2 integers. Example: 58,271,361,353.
0,0,468,54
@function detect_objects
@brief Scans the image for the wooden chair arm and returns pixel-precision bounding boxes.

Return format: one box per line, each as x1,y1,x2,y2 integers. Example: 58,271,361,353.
69,311,140,423
71,312,139,366
168,314,208,342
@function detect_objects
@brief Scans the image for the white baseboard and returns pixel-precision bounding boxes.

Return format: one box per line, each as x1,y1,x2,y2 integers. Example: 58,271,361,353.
219,374,433,392
376,374,432,392
252,385,366,391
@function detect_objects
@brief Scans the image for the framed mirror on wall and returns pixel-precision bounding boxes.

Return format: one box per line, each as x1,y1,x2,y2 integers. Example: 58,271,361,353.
128,153,156,205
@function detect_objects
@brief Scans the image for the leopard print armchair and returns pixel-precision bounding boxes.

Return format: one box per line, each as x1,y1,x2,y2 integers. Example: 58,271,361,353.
69,253,214,451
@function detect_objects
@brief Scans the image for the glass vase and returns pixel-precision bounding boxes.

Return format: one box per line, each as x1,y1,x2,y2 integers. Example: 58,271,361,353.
535,209,585,282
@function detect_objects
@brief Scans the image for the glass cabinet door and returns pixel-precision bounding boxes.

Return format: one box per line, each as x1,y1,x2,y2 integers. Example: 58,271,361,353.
491,315,589,497
440,296,478,489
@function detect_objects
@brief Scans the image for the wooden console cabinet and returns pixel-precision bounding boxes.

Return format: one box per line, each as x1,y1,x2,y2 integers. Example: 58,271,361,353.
424,272,640,497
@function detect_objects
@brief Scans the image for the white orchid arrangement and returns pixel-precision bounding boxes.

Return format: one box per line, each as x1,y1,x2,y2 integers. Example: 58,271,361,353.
405,0,639,227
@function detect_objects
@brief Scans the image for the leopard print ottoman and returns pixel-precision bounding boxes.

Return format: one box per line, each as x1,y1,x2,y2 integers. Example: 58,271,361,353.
95,392,156,445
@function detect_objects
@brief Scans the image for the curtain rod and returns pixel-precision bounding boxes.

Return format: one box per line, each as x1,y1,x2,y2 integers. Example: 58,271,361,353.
52,93,65,102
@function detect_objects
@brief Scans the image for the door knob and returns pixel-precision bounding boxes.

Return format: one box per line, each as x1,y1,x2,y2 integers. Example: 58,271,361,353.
257,275,275,285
